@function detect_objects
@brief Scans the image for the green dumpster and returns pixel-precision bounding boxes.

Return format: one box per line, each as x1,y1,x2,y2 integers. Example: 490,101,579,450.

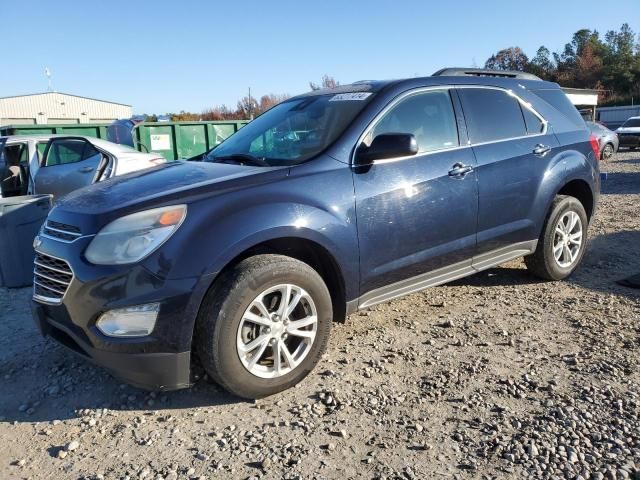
107,120,249,161
0,123,109,139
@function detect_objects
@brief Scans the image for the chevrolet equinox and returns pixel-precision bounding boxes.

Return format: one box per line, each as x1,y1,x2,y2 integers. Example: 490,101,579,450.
32,68,600,398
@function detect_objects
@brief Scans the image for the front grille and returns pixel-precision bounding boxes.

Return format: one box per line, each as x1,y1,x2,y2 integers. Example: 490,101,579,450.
33,252,74,304
42,220,82,242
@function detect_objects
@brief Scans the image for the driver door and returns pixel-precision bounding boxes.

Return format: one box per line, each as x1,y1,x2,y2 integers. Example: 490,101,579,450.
35,137,108,198
353,88,479,304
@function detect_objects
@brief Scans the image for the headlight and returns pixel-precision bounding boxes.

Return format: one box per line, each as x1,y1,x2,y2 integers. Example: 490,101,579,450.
85,205,187,265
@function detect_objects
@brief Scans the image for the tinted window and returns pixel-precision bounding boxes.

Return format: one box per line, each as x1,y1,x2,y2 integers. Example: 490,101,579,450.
45,139,100,166
458,88,527,143
522,106,544,135
532,89,585,128
369,89,459,153
622,118,640,128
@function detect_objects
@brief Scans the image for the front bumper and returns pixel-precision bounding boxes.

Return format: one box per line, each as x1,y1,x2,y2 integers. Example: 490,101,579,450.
618,134,639,148
31,232,214,391
33,301,191,390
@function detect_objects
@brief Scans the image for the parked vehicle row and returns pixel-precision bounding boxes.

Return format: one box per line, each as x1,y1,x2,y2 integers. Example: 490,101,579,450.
0,135,165,199
31,68,601,399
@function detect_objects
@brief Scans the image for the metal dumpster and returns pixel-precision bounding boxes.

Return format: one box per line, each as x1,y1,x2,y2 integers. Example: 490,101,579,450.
0,194,52,288
107,119,249,161
0,123,109,140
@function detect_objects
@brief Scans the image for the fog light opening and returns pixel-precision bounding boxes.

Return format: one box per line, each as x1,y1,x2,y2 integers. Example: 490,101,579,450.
96,303,160,338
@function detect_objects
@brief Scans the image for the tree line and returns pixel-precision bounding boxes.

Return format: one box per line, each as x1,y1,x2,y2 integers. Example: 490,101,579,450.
485,23,640,106
153,75,340,122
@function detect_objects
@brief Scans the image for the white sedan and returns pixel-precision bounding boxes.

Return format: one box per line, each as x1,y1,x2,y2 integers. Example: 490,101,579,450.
0,134,165,198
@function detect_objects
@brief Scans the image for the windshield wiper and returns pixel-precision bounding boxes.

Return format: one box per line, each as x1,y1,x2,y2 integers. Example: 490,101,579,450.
210,153,270,167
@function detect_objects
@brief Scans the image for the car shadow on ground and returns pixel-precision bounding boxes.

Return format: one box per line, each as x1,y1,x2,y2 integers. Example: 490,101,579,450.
451,229,640,299
602,171,640,195
0,337,249,424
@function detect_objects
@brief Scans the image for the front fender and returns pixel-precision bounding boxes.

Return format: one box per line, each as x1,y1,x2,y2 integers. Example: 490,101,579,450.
142,158,359,300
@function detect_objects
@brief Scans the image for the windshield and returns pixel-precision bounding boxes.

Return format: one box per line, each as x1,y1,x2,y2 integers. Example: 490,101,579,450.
622,118,640,128
204,92,374,166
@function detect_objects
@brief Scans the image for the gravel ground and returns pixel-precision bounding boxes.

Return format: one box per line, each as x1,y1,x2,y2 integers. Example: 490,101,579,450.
1,151,639,480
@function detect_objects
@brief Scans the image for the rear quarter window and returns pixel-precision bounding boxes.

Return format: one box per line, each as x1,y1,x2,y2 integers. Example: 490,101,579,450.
531,89,585,129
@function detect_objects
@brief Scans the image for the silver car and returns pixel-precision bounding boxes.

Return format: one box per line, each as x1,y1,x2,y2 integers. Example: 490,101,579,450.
586,121,619,159
0,134,165,198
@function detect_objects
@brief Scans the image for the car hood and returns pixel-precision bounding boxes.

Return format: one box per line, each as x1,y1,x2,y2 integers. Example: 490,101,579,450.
55,161,287,217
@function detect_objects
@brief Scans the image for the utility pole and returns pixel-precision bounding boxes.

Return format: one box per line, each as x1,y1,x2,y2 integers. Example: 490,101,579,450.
248,87,253,120
44,67,53,92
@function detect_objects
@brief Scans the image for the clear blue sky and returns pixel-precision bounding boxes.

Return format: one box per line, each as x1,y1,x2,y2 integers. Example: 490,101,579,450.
2,0,638,114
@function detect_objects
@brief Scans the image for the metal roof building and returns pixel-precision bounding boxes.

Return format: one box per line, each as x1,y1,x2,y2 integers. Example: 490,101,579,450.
0,92,132,126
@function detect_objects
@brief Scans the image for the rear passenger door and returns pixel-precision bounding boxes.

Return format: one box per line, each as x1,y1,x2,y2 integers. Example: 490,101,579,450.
35,138,106,198
456,87,559,258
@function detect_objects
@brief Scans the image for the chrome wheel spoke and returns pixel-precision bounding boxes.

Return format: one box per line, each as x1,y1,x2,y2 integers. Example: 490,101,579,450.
273,340,283,375
280,341,298,369
253,299,271,320
287,328,316,339
563,245,573,263
568,232,582,245
287,315,317,331
247,337,270,370
568,212,579,232
276,284,293,319
239,333,270,354
243,311,272,327
553,243,563,260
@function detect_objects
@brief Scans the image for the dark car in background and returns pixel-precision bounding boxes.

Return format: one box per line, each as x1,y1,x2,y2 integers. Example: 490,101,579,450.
616,116,640,150
32,68,600,399
586,121,618,159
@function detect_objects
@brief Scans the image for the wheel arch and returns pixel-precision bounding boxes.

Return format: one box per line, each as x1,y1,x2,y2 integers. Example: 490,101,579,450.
201,235,349,325
557,178,595,221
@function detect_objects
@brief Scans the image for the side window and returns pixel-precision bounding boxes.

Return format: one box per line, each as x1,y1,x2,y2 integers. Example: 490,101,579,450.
36,142,48,163
521,106,545,135
458,88,527,143
45,139,100,167
3,144,27,167
18,144,29,164
370,89,459,153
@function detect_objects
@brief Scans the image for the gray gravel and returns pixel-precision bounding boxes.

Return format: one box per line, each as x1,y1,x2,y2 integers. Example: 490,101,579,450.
1,151,639,480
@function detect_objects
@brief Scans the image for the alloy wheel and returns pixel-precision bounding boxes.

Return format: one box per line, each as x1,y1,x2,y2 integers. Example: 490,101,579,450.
236,284,318,378
553,210,583,268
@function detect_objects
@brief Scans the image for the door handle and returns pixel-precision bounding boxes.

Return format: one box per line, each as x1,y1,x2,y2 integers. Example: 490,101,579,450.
533,144,551,156
78,166,94,173
448,163,473,177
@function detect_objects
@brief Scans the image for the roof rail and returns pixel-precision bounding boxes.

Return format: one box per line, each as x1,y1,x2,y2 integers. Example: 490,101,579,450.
432,68,542,81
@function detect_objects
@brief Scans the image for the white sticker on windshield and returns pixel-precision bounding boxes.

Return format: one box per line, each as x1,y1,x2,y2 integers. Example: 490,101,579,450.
329,92,372,101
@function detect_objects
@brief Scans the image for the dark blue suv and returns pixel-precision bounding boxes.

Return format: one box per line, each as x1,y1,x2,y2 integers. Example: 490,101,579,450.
31,68,600,398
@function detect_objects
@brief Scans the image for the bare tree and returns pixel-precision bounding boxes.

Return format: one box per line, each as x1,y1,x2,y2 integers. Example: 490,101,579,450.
484,47,529,71
309,75,340,91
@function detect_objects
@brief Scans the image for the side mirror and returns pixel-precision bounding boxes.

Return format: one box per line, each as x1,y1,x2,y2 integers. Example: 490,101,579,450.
355,133,418,165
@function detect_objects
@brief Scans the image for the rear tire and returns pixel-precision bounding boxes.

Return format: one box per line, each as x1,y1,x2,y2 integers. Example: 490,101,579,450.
602,143,614,159
195,254,332,399
525,195,588,281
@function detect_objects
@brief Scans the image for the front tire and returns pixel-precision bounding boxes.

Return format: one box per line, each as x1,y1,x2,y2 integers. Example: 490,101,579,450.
602,143,614,159
195,254,332,399
525,195,588,280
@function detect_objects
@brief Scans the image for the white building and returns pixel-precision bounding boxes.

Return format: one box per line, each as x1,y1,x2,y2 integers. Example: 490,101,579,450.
0,92,132,126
